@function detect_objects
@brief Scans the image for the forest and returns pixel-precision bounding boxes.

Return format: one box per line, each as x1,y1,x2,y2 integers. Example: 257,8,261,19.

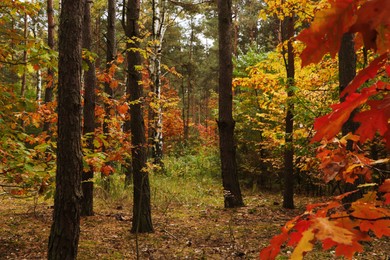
0,0,389,259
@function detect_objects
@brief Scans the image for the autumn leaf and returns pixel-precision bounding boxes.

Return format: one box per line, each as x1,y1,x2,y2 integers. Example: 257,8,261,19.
334,240,363,259
117,104,129,115
290,228,315,260
101,165,114,176
354,108,388,143
360,220,390,238
311,86,377,143
349,0,390,53
297,0,357,66
379,179,390,193
340,54,387,98
259,232,289,260
313,217,354,245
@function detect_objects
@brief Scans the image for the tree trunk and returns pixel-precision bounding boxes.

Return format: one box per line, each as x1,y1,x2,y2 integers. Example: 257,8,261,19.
21,12,28,98
282,16,295,209
149,0,167,167
339,33,357,136
47,0,84,258
43,0,55,133
339,33,359,203
217,0,244,208
125,0,154,233
81,0,96,217
102,0,117,191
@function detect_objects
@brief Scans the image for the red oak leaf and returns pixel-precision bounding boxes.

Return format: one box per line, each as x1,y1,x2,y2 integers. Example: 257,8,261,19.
354,108,388,143
349,0,390,53
335,240,363,259
312,86,377,143
340,54,387,98
260,232,289,260
297,0,357,66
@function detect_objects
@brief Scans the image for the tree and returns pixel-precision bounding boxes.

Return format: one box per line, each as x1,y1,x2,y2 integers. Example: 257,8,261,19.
43,0,55,133
281,15,295,209
101,0,117,190
148,0,168,167
47,0,84,258
124,0,154,233
217,0,244,208
81,0,96,217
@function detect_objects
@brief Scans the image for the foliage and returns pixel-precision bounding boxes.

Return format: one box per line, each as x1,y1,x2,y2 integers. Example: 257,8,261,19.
260,0,390,258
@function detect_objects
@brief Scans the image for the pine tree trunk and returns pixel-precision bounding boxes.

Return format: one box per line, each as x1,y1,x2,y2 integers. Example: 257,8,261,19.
81,0,96,217
282,16,295,209
47,0,84,258
125,0,154,233
217,0,244,208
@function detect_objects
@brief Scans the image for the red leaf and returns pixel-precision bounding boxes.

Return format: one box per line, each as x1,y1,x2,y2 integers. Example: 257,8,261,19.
297,0,357,67
349,0,390,53
340,54,387,98
335,240,363,259
260,232,288,260
322,238,337,250
101,165,114,176
360,220,390,238
354,108,388,142
311,86,377,143
379,179,390,193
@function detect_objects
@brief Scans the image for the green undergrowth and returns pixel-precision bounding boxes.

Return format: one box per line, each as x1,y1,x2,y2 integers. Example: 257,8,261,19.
94,146,224,211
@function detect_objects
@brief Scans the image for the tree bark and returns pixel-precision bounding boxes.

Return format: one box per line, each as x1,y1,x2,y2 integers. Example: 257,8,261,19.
339,33,359,203
339,33,357,136
21,12,28,98
217,0,244,208
282,16,295,209
149,0,167,167
47,0,84,258
43,0,55,133
81,0,96,217
101,0,117,191
125,0,154,233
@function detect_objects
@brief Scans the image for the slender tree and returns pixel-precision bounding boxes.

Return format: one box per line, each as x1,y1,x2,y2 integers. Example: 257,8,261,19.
217,0,244,208
43,0,55,133
101,0,117,190
20,12,28,98
339,33,357,136
149,0,168,167
124,0,154,233
47,0,84,258
81,0,96,217
339,33,359,202
282,15,295,209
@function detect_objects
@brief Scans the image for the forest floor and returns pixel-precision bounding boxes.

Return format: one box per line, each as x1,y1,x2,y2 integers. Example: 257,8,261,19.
0,185,389,259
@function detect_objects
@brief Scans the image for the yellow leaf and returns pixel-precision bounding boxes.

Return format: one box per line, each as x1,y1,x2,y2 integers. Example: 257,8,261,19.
291,228,315,260
313,217,354,245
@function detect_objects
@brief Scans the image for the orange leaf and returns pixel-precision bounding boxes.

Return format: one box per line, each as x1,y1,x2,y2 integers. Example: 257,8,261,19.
117,104,129,115
340,54,387,98
360,220,390,238
334,240,363,259
349,0,390,53
297,0,357,66
260,232,289,260
311,86,377,143
379,179,390,193
313,217,354,245
101,165,114,176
